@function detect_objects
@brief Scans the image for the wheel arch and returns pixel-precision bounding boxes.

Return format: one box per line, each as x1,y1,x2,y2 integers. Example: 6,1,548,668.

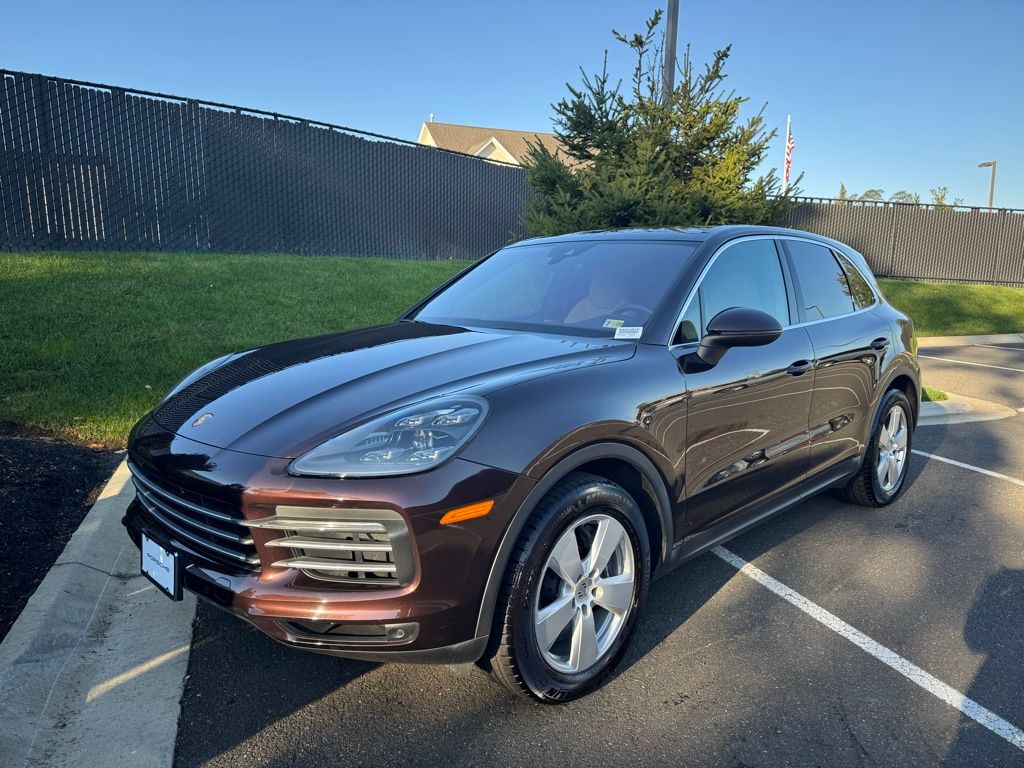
473,442,673,643
882,364,921,425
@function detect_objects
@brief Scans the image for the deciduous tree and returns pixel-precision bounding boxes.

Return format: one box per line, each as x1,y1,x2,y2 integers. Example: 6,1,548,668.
857,188,885,201
889,190,921,204
930,186,964,209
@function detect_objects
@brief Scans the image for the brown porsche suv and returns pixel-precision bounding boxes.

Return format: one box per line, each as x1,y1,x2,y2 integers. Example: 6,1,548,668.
124,225,920,702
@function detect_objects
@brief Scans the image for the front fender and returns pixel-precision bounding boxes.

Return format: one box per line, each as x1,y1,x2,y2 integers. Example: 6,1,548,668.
472,441,675,644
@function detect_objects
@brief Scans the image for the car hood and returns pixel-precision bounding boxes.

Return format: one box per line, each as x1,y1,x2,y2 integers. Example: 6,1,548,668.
149,322,632,458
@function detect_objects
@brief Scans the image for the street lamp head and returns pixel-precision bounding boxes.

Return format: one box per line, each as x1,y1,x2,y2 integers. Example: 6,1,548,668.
977,161,997,209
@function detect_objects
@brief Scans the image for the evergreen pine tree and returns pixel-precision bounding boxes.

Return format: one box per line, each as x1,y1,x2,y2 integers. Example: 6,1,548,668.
523,10,798,236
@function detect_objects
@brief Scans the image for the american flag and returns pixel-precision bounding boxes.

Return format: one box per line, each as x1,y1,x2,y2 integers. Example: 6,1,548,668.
783,115,794,192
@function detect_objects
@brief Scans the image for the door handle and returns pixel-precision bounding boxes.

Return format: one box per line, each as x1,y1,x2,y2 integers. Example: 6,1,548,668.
870,337,890,351
786,359,814,376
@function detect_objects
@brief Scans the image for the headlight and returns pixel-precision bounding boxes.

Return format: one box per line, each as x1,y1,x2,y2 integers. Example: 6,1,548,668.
159,352,245,404
289,396,488,478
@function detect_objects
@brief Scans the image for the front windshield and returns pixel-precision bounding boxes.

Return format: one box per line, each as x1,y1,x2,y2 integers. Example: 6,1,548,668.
412,240,696,337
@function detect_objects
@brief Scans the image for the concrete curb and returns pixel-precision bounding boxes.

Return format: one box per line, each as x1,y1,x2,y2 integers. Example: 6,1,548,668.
0,460,196,768
919,392,1018,426
918,332,1024,348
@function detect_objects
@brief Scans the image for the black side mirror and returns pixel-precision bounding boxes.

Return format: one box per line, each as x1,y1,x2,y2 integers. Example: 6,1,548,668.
694,307,782,367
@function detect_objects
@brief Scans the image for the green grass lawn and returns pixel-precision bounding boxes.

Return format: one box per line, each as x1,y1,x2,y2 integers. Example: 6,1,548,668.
1,252,1019,448
878,278,1024,337
922,386,948,402
0,252,468,447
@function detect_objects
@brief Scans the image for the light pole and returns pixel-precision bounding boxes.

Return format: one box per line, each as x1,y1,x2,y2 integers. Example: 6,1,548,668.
661,0,680,102
978,160,997,209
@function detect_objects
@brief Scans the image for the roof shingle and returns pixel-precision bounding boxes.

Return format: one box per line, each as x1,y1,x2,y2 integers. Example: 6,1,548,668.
420,121,561,165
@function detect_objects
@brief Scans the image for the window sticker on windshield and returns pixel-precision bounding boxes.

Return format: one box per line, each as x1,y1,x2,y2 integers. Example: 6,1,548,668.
602,318,624,328
614,326,643,340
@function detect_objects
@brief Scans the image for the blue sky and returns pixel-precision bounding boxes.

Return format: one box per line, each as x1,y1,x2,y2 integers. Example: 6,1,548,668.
5,1,1023,208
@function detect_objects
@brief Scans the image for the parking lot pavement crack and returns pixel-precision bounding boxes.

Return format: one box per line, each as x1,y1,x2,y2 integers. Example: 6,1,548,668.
49,560,120,579
833,671,877,767
20,551,121,766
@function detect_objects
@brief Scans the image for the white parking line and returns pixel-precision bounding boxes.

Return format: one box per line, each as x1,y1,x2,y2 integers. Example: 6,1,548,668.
919,355,1024,373
713,546,1024,752
911,449,1024,488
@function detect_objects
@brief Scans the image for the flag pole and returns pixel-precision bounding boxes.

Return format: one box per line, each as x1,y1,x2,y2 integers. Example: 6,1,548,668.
782,114,791,193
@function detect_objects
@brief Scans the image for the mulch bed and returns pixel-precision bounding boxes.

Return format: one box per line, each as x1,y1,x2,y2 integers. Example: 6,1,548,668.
0,436,123,640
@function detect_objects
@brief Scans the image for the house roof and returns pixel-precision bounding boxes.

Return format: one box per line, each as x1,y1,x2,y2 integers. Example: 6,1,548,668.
419,121,562,165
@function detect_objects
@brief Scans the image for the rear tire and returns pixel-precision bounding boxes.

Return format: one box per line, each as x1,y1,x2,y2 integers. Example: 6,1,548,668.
837,388,913,507
487,471,650,703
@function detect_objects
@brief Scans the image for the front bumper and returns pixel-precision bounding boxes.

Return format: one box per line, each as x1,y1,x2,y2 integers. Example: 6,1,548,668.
124,417,533,662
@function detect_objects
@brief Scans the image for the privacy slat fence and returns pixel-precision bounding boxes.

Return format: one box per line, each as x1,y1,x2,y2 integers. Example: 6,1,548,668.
786,198,1024,286
3,70,1024,284
0,70,530,260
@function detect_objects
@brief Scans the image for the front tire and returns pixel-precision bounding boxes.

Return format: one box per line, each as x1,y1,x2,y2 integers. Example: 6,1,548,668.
838,388,914,507
488,472,650,703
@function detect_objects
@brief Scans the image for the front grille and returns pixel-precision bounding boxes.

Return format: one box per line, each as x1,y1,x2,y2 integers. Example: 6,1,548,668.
128,461,260,570
244,506,414,586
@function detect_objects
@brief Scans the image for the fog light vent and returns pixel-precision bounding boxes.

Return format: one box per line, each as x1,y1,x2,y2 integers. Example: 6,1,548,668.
284,620,419,646
244,506,414,586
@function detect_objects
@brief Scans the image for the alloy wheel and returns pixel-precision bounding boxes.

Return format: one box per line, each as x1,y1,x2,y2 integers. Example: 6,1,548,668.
876,404,909,492
532,513,636,674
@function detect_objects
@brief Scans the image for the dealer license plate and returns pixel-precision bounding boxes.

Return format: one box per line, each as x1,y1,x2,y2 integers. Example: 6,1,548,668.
141,532,180,600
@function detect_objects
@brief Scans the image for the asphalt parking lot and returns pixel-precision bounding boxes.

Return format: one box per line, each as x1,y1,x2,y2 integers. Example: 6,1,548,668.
174,343,1024,768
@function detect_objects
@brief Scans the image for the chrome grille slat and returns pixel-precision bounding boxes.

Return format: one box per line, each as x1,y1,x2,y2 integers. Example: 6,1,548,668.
252,508,412,586
136,494,260,566
128,461,259,570
243,517,388,533
133,484,254,545
129,465,241,524
270,557,398,574
264,537,391,552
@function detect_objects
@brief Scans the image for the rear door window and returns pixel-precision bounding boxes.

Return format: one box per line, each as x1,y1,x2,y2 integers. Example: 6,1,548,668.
785,240,856,320
833,250,876,310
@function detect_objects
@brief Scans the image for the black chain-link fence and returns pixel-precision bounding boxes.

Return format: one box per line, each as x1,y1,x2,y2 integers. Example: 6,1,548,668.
0,70,531,260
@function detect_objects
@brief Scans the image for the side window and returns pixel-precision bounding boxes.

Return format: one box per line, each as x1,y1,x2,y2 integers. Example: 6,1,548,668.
698,239,790,332
786,240,856,320
833,250,876,310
